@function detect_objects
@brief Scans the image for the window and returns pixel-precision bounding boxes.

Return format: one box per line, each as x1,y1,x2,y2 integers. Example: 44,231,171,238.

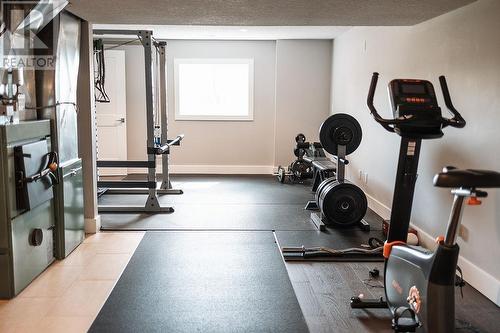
174,58,254,121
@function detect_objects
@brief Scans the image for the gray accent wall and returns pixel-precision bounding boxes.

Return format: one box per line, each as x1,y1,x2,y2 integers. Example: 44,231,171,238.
120,39,332,171
274,40,332,167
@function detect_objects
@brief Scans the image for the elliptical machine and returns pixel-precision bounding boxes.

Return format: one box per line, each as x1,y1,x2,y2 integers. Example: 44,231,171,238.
348,72,492,332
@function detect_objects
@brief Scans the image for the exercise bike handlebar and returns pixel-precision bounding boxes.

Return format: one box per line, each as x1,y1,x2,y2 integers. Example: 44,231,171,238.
439,76,466,129
367,72,399,132
367,72,466,132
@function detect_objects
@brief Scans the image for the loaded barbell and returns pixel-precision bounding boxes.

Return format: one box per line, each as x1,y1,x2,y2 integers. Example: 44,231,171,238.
314,113,368,229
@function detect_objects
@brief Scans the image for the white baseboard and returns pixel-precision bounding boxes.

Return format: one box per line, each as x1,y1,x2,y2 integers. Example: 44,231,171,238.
410,224,500,306
130,164,275,175
84,215,101,234
365,192,500,306
457,256,500,306
365,192,391,220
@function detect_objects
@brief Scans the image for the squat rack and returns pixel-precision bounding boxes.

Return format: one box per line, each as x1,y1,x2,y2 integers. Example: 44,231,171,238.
94,29,183,214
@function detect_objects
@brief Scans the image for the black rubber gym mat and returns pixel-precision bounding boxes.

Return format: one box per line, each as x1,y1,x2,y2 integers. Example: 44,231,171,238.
101,174,313,205
89,231,310,333
100,203,317,231
99,175,320,231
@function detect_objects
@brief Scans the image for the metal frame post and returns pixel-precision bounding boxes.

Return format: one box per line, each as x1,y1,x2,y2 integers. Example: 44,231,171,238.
94,29,177,214
140,31,163,212
336,145,346,182
158,42,171,190
387,138,422,242
155,42,182,195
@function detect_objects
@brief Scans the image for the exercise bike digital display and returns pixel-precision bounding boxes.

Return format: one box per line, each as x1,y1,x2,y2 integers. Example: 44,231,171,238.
388,79,443,138
400,83,427,95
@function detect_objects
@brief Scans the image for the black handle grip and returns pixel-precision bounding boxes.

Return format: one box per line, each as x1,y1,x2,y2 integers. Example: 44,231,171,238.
155,134,185,154
439,76,466,128
24,152,59,185
367,72,379,110
367,72,397,132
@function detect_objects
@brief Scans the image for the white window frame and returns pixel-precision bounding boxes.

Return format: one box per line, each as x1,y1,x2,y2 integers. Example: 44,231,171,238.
174,58,255,121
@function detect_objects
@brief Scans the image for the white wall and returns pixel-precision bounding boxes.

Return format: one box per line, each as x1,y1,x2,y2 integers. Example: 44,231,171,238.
331,0,500,304
120,39,332,173
121,45,147,163
274,40,332,167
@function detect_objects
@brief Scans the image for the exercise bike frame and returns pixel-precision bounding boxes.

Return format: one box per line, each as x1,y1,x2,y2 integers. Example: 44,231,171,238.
350,73,467,333
384,187,481,332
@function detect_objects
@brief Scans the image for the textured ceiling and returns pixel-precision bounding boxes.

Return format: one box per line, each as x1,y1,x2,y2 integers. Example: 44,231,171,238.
93,25,352,40
68,0,475,26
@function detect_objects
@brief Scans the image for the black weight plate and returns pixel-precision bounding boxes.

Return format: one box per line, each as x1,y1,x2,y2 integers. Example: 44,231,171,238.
315,177,337,202
293,148,305,158
290,160,312,179
319,113,362,155
295,133,306,143
318,181,367,228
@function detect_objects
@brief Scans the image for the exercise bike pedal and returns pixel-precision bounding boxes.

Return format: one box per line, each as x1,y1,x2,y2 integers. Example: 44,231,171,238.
392,306,420,332
350,296,387,309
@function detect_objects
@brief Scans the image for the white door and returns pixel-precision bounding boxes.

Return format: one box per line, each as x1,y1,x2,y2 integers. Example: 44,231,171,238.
96,50,127,176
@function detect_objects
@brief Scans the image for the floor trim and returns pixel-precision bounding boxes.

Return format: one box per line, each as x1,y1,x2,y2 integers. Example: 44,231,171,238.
167,164,275,174
85,215,101,234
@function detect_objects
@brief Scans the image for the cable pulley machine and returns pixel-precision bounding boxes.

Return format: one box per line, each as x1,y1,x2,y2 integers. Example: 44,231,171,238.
93,30,184,214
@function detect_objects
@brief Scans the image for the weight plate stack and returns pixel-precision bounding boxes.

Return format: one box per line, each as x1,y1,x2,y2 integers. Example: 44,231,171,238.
293,148,306,158
295,133,306,143
315,178,368,228
319,114,362,156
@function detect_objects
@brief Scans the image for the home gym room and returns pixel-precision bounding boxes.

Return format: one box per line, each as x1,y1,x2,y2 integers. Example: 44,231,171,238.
0,0,499,332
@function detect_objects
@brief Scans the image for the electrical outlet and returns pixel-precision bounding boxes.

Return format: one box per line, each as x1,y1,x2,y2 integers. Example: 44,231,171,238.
459,225,469,242
364,173,368,184
358,170,363,180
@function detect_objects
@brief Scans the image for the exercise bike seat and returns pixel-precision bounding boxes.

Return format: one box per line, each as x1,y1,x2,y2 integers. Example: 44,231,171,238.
433,167,500,188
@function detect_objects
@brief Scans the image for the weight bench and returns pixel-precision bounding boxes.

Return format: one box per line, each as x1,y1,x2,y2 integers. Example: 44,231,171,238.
303,157,336,212
305,157,337,192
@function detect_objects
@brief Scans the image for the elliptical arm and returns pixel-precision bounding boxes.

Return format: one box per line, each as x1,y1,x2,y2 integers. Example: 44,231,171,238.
367,72,397,132
439,76,466,128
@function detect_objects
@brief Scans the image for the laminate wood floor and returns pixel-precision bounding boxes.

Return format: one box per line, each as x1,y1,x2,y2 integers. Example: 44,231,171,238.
286,261,499,333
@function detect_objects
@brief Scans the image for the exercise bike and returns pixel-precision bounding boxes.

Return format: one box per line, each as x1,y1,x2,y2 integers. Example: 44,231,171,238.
350,73,500,332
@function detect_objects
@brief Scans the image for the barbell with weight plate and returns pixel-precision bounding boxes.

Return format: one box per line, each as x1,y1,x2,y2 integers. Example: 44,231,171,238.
319,114,362,156
313,113,367,229
315,178,368,228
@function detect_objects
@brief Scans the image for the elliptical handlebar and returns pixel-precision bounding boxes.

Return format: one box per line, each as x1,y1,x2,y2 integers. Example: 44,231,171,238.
367,72,466,132
439,76,466,129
